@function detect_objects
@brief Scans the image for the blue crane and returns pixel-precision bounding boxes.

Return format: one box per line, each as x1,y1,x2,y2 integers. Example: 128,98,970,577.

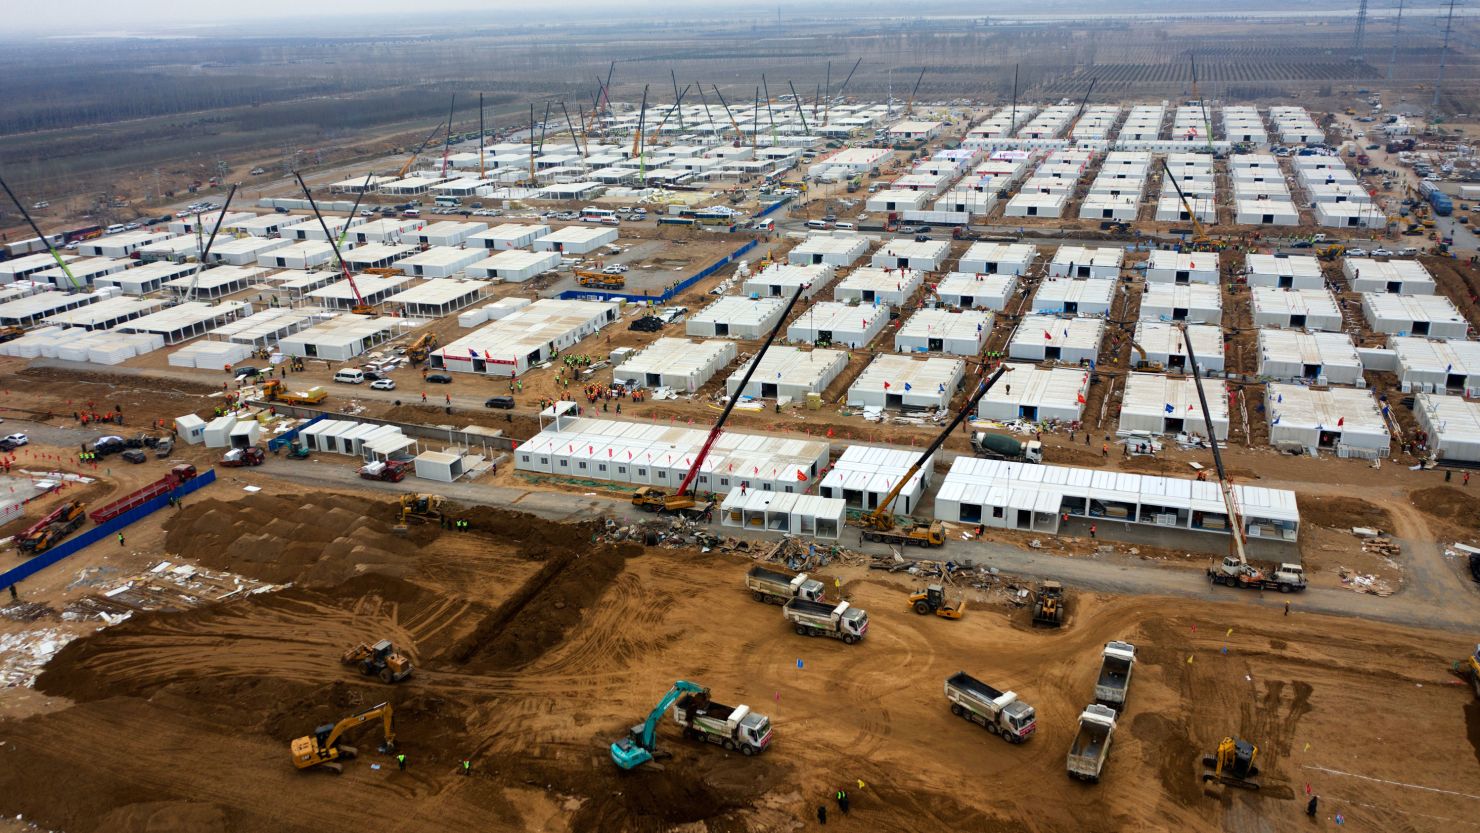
610,680,706,769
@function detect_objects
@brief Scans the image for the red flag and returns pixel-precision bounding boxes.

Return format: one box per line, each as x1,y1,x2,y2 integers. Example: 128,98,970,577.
883,381,891,389
826,427,835,438
1044,330,1052,340
1076,392,1086,404
796,471,808,482
1337,417,1344,427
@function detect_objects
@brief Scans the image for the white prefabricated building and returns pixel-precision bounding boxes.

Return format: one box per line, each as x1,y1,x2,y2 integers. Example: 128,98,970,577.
432,299,619,377
1391,336,1480,394
277,316,410,361
787,301,889,349
1234,199,1300,226
469,224,551,251
258,241,339,270
1245,254,1325,290
397,247,487,279
1138,283,1222,324
341,243,417,272
934,272,1017,310
976,363,1089,423
788,235,871,268
1414,393,1480,462
95,261,195,295
726,346,848,401
958,242,1037,276
870,239,951,272
1119,373,1229,440
1265,383,1390,457
1257,330,1365,385
847,354,964,410
1133,322,1225,373
307,274,413,310
834,267,923,307
1004,192,1067,219
687,296,786,339
1030,278,1115,316
1361,293,1468,339
1008,315,1105,365
819,444,934,514
207,236,292,267
534,226,618,254
385,279,491,317
1251,288,1343,331
1145,250,1219,285
743,263,835,300
894,308,990,355
718,490,845,540
1343,258,1436,295
1048,246,1123,279
465,250,561,283
611,338,737,392
410,221,488,247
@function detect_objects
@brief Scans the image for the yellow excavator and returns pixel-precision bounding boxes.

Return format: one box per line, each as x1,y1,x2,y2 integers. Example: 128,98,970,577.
407,332,438,365
908,584,966,619
397,494,444,525
858,365,1011,549
291,702,396,773
1201,737,1261,790
1466,644,1480,699
1130,341,1165,372
1316,244,1346,261
1160,159,1223,252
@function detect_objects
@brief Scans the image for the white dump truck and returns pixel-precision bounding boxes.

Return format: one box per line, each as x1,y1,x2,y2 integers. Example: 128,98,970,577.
944,671,1037,743
671,689,773,756
745,565,825,606
782,598,869,644
1066,703,1118,782
1095,641,1137,709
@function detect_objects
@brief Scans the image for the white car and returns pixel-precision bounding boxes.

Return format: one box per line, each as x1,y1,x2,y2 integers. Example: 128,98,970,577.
1,433,27,446
369,378,397,391
1347,248,1369,257
1371,248,1394,257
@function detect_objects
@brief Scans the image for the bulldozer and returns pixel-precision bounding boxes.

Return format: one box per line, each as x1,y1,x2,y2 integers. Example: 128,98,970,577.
1032,580,1066,627
1201,737,1261,790
397,493,445,524
286,440,311,459
290,702,396,773
908,584,966,619
0,325,27,344
406,332,438,366
341,640,414,684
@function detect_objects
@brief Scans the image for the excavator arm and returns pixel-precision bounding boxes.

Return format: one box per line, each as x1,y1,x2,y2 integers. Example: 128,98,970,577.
611,680,705,769
322,702,396,753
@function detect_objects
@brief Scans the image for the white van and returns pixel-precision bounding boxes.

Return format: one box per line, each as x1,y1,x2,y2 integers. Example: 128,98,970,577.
835,222,856,231
333,369,366,385
806,219,830,230
106,224,127,234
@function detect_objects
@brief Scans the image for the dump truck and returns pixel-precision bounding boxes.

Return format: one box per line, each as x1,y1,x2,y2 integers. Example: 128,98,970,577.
220,447,265,468
89,464,197,524
261,379,328,407
971,432,1043,463
16,501,87,554
358,460,409,483
782,598,869,644
671,688,774,756
944,671,1037,743
1066,704,1118,782
1207,556,1307,592
1095,641,1137,710
860,518,946,548
745,565,825,605
341,640,413,684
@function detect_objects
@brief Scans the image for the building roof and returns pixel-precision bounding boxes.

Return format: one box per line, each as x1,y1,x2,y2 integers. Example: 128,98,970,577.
979,363,1090,413
838,267,923,295
1252,287,1340,318
1147,250,1217,272
1266,383,1386,433
1051,245,1123,269
307,274,413,301
1362,293,1465,325
1391,336,1480,375
896,308,991,343
692,296,786,328
43,296,167,327
1246,253,1323,279
1134,321,1225,360
851,353,963,396
1140,283,1222,313
729,346,847,388
385,279,492,305
438,299,618,361
1014,315,1106,351
1032,278,1115,311
615,337,735,377
1259,329,1363,367
1121,373,1228,423
791,301,889,334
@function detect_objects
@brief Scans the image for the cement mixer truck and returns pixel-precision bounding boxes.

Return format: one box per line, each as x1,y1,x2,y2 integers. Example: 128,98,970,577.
971,432,1043,463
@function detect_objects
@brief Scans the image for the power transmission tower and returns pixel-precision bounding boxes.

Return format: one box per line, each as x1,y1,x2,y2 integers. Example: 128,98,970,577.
1434,0,1460,109
1388,0,1405,82
1353,0,1369,60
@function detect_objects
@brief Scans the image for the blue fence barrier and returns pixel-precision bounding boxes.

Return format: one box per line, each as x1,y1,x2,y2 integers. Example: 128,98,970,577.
557,238,760,305
756,195,793,218
0,468,218,590
267,413,327,451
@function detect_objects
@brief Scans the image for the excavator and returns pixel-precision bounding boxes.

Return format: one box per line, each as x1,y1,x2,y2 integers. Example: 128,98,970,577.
611,680,706,769
17,501,86,554
290,702,396,773
857,365,1011,548
1316,244,1346,261
576,269,625,290
1466,644,1480,700
406,332,438,365
341,640,414,683
1201,737,1261,790
908,584,966,619
397,494,445,524
1130,341,1165,372
1032,580,1066,627
1159,159,1224,253
631,283,808,516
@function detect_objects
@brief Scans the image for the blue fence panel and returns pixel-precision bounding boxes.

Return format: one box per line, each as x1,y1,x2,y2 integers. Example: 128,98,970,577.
267,413,327,451
756,195,793,218
0,469,218,589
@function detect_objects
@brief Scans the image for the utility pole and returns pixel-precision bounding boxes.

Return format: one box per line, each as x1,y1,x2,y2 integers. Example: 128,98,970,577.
1387,0,1405,82
1434,0,1459,110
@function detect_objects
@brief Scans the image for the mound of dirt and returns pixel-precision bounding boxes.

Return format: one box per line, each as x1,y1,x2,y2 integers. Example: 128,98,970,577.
96,801,228,833
162,493,437,586
460,504,602,561
1297,494,1394,530
1410,486,1480,531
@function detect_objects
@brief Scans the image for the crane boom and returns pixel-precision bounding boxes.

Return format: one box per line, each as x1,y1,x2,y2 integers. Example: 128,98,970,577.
674,283,807,499
867,365,1008,525
398,121,448,179
334,172,374,250
293,171,372,314
830,57,863,126
711,85,746,145
183,183,240,302
1066,77,1098,138
1159,158,1212,246
0,176,82,291
1190,53,1217,156
905,66,927,117
787,80,810,135
439,94,456,176
1179,323,1247,566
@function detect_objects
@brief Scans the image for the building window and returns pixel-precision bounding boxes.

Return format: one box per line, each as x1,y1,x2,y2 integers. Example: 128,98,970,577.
992,506,1004,518
520,455,530,463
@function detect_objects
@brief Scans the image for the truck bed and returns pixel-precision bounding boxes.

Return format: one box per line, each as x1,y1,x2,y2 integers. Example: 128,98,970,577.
1069,725,1109,760
946,671,1006,704
785,598,837,617
1096,664,1129,691
747,565,793,585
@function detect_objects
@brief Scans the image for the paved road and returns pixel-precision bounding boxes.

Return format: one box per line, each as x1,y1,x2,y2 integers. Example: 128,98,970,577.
264,458,1480,635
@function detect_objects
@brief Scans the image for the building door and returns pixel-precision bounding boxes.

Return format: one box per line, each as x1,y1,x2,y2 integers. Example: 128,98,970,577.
1290,314,1306,328
1412,321,1430,336
1016,509,1031,529
1168,354,1186,371
1077,266,1090,278
960,295,974,307
1303,363,1322,378
1387,281,1402,293
1165,417,1184,433
762,383,778,397
1173,307,1188,321
887,393,902,408
1045,346,1061,361
928,337,943,351
1279,275,1293,288
1318,429,1339,449
1019,405,1038,420
960,503,982,523
1448,373,1467,391
1176,270,1190,284
1064,301,1079,314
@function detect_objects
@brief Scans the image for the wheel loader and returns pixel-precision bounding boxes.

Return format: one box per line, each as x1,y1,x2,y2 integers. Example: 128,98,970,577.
341,640,413,683
1032,581,1066,627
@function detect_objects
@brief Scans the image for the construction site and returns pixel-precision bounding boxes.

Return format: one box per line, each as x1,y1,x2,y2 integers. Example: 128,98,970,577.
1,2,1480,831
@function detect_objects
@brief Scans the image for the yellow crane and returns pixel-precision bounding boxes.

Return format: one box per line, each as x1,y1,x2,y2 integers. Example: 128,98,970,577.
1160,159,1222,252
858,365,1011,548
398,121,449,179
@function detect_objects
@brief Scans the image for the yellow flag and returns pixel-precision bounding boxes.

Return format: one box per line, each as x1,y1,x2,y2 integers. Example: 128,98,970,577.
834,578,841,587
857,779,866,789
1226,628,1234,636
1187,655,1194,664
1303,742,1310,752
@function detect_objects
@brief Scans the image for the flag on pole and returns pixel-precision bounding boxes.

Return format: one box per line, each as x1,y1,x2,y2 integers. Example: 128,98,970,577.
903,382,912,391
1337,416,1344,427
1165,403,1175,414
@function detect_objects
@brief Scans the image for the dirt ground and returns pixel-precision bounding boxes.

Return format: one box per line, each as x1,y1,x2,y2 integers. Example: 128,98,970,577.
0,485,1475,833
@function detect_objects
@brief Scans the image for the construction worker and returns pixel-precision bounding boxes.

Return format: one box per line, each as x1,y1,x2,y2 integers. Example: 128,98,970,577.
397,753,407,771
1306,795,1318,817
461,759,471,776
1088,524,1097,539
117,532,125,546
816,805,827,825
835,789,849,814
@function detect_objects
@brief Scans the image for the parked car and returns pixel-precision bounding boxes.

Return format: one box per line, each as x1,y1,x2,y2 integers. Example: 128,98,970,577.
121,449,148,464
93,436,126,456
360,370,385,381
425,373,452,384
484,396,515,409
629,316,665,332
2,433,29,447
1371,248,1394,257
1346,248,1369,257
370,378,397,391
